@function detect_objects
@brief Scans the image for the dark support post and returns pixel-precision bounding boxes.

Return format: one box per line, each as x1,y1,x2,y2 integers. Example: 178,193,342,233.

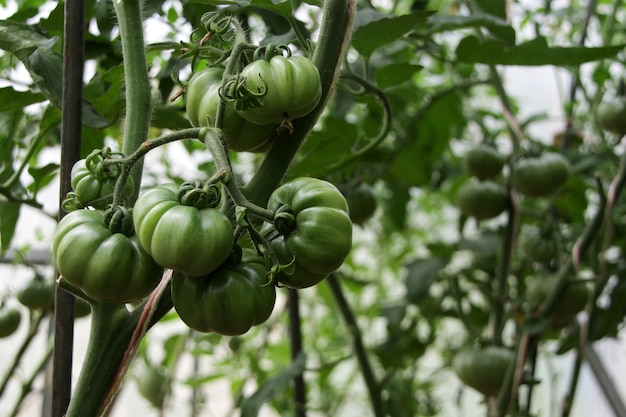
288,289,307,417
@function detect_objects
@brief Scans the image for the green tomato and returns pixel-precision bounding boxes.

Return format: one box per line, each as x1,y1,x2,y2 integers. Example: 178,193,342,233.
513,153,569,198
452,346,515,397
0,307,21,338
519,226,557,263
74,297,92,318
185,68,278,152
462,146,505,181
268,177,352,289
17,279,55,310
455,179,508,220
133,184,234,277
171,248,276,335
71,159,134,209
526,274,591,328
597,101,626,135
237,55,322,125
342,183,378,226
52,209,163,303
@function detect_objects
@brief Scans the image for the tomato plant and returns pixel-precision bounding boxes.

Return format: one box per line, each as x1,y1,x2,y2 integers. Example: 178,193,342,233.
597,100,626,135
52,209,163,303
17,278,55,310
133,183,234,277
455,178,508,220
462,146,505,181
452,346,515,397
185,67,278,152
526,274,591,328
513,153,570,197
237,55,322,125
519,225,558,263
342,183,378,225
267,177,352,288
135,365,169,408
0,307,21,338
171,247,276,335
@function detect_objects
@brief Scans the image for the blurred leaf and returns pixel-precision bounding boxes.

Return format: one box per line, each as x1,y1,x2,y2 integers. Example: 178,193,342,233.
456,35,625,66
383,183,410,230
376,63,423,89
476,0,506,18
0,87,45,111
0,202,20,253
406,258,446,304
27,163,59,194
553,175,588,224
427,14,515,45
352,11,434,57
240,352,306,417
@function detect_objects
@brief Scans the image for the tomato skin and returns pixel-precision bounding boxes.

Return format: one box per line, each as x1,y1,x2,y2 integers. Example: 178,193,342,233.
513,153,569,197
185,68,277,152
463,146,505,181
267,178,352,288
133,184,234,277
52,209,163,303
342,184,378,225
519,226,557,263
452,346,515,397
455,179,507,220
597,101,626,135
526,274,591,327
71,159,133,209
17,279,55,310
171,249,276,335
0,308,21,338
238,55,322,125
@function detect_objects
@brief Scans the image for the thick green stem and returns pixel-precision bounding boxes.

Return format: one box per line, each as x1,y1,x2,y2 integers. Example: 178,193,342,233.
112,0,152,205
243,0,356,206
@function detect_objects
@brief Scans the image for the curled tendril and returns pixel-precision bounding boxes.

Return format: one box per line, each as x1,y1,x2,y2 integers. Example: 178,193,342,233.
201,12,233,36
178,181,222,209
105,206,135,236
252,44,292,61
62,192,83,212
273,206,296,236
221,74,268,112
85,147,125,179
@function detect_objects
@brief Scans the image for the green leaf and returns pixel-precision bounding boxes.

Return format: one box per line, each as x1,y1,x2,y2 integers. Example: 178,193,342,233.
192,0,308,20
475,0,506,18
27,163,59,194
240,352,306,417
0,87,45,112
405,257,445,304
0,202,20,254
456,35,625,66
427,13,515,45
376,63,423,89
352,11,434,57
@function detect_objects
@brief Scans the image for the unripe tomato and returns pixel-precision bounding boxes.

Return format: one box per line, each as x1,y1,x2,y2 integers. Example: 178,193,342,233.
52,209,163,303
452,346,515,397
0,307,21,338
462,146,505,181
526,274,591,328
519,226,558,263
342,183,378,225
171,248,276,335
185,68,278,152
597,101,626,135
267,178,352,288
513,153,569,198
455,179,507,220
71,159,134,209
133,183,234,277
237,55,322,125
17,279,55,310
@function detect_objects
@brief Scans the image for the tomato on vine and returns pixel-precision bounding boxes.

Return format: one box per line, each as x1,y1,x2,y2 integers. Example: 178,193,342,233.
519,226,558,263
267,177,352,289
52,208,163,304
462,145,505,181
341,183,378,225
452,346,515,397
17,278,55,310
597,100,626,136
0,307,21,338
526,274,591,328
455,178,508,220
133,182,234,277
513,153,569,198
236,55,322,126
171,247,276,336
185,67,278,152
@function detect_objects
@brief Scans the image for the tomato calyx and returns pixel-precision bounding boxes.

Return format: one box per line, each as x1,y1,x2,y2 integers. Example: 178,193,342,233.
105,206,135,236
273,205,296,236
85,147,124,180
178,181,221,209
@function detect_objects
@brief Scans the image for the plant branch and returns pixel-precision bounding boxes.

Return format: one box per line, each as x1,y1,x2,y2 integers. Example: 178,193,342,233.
8,342,53,417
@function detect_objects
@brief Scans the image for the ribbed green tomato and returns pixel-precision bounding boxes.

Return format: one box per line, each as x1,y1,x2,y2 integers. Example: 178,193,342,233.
462,146,505,181
597,101,626,135
456,179,508,220
52,209,163,303
133,184,234,277
513,153,569,197
268,178,352,288
185,68,277,152
16,279,55,310
0,307,21,338
237,55,322,125
452,346,515,397
171,248,276,335
71,159,134,209
519,226,558,263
